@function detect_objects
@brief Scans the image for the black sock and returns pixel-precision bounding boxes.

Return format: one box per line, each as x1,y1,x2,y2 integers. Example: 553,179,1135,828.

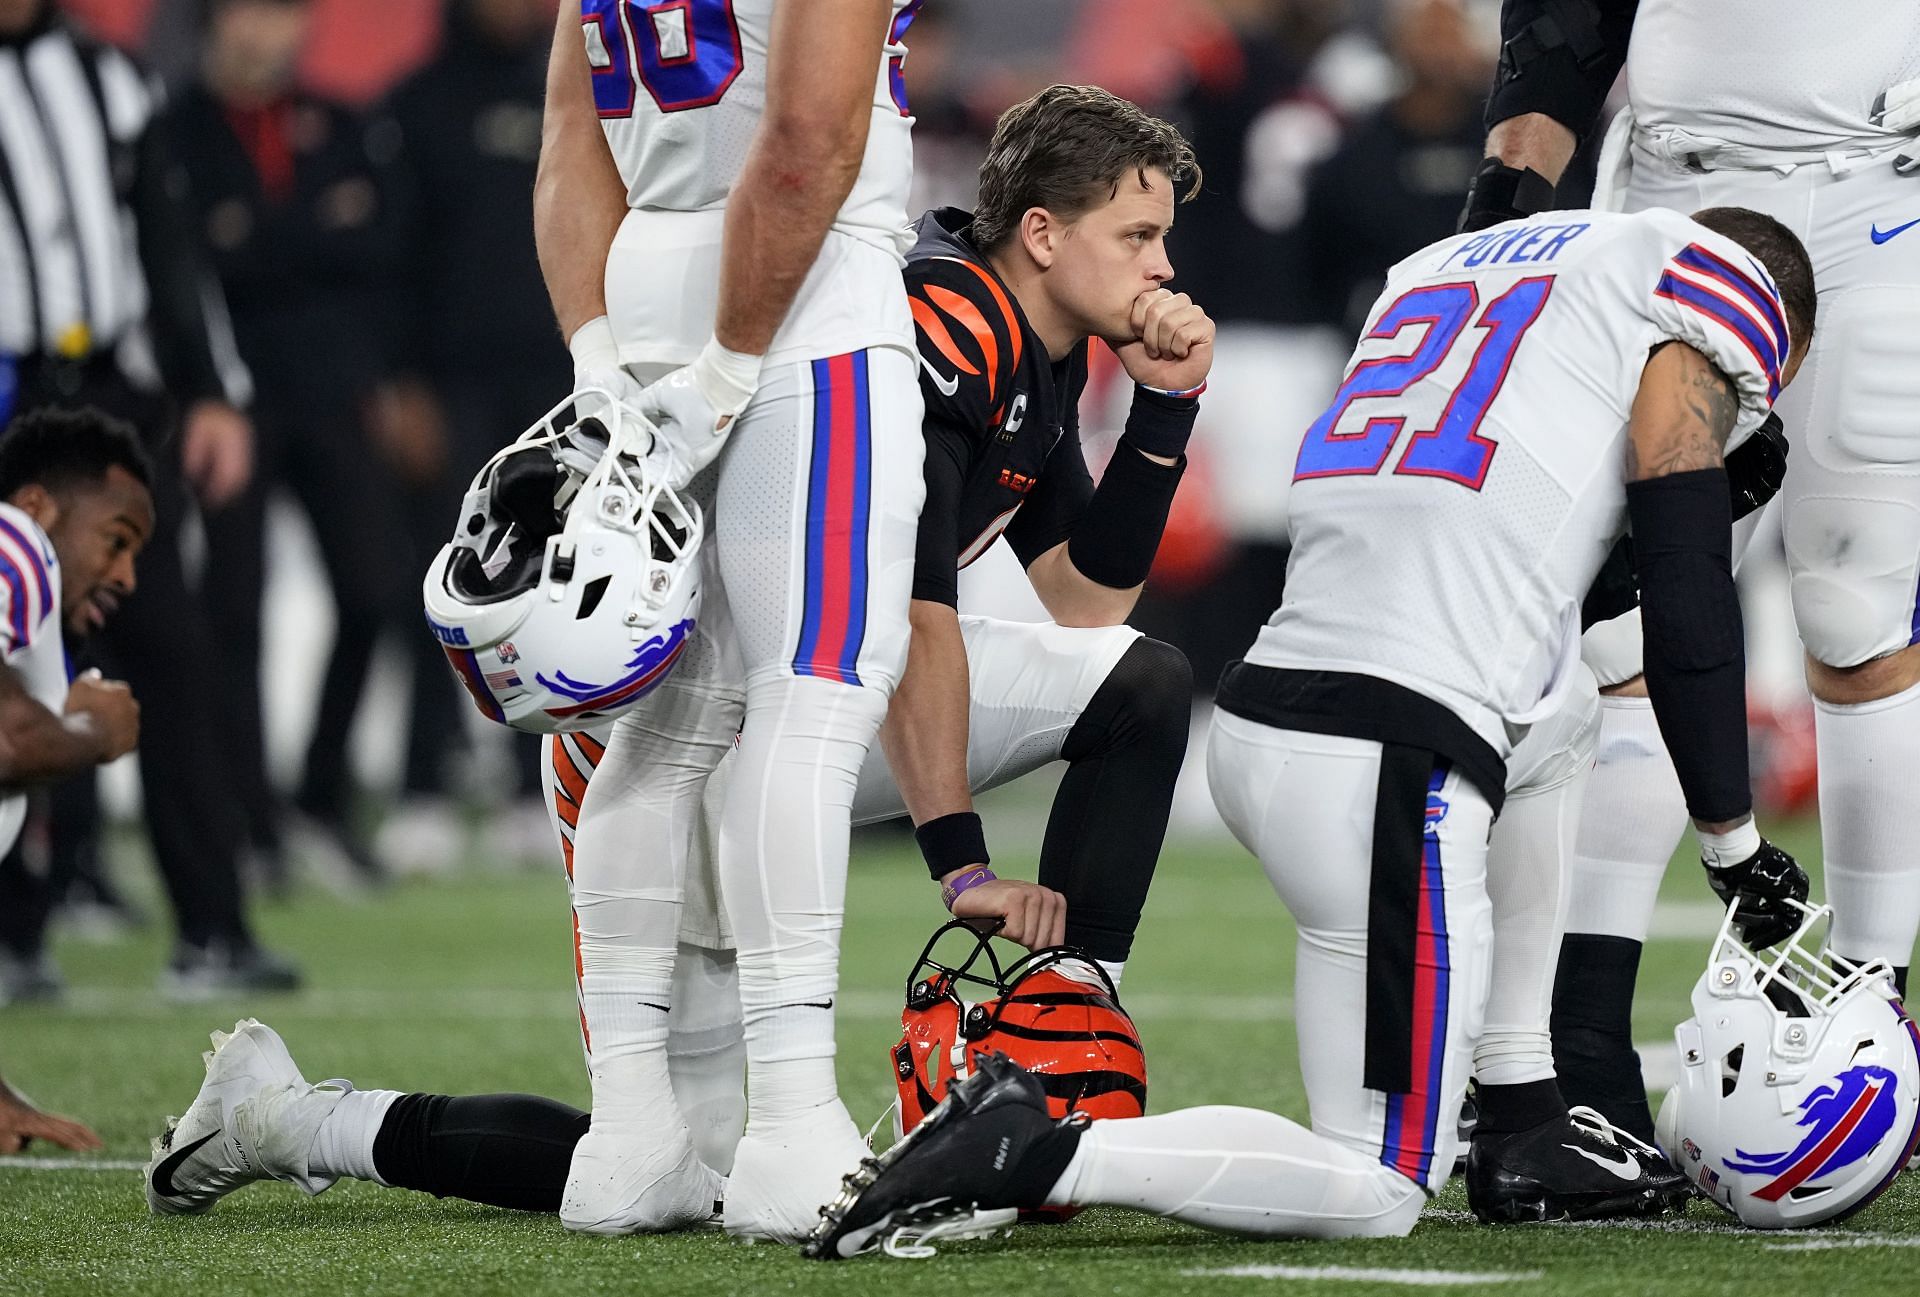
371,1092,589,1212
1473,1078,1567,1137
1550,934,1655,1143
1040,638,1192,963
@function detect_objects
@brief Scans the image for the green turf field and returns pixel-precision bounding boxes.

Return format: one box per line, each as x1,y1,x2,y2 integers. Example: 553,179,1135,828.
4,810,1912,1297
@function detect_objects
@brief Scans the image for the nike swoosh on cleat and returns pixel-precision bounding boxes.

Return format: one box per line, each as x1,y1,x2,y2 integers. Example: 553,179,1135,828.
151,1128,222,1198
1870,217,1920,244
1562,1143,1644,1181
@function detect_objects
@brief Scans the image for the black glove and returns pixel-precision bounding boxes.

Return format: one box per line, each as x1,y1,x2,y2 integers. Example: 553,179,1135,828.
1458,159,1557,232
1703,838,1809,948
1726,412,1789,522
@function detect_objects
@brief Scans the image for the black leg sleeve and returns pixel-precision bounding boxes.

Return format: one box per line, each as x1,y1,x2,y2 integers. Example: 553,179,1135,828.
371,1092,589,1213
1038,637,1192,963
1550,933,1655,1143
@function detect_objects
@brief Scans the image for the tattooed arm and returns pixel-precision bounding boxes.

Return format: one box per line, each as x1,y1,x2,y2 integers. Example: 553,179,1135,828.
1623,338,1756,833
1626,342,1740,481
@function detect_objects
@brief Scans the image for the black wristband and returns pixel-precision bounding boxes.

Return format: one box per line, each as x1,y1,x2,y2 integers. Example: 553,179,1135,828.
1066,440,1186,590
1458,159,1558,233
1627,468,1751,823
917,811,989,881
1122,386,1201,459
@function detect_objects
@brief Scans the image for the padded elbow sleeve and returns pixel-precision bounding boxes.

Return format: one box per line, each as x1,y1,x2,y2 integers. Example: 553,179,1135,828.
1626,468,1751,824
1484,0,1635,136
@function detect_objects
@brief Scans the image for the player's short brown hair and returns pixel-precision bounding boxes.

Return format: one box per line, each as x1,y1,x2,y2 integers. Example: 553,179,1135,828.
1690,207,1817,354
971,85,1200,253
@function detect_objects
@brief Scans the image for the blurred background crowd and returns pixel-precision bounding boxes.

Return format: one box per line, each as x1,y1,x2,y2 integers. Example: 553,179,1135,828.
0,0,1812,1005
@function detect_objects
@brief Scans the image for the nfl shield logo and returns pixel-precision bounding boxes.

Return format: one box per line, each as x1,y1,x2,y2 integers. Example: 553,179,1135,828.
497,641,521,665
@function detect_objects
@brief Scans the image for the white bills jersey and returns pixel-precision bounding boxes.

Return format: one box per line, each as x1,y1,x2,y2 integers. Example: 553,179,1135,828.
582,0,916,253
1628,0,1920,156
1246,209,1787,756
0,503,65,855
588,0,921,369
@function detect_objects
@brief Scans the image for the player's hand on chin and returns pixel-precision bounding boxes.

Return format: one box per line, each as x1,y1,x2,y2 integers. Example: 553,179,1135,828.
1113,287,1214,394
949,877,1067,950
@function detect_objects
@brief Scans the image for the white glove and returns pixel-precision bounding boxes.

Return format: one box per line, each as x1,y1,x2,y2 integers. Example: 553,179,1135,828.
563,316,670,480
635,338,762,487
569,314,649,401
1871,79,1920,173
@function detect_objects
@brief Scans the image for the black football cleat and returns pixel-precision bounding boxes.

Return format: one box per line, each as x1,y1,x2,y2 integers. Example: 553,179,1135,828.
803,1052,1086,1260
1466,1104,1693,1223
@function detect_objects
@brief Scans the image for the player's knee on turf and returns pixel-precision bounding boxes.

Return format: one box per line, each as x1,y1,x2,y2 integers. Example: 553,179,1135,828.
1062,636,1192,763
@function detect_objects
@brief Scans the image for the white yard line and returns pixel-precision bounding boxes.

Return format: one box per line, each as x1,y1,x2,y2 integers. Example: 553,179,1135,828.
1183,1265,1542,1285
33,987,1295,1023
0,1157,146,1172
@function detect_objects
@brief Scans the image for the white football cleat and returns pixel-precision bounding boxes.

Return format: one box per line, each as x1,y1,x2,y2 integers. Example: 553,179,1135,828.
723,1098,870,1243
145,1019,350,1216
561,1114,723,1235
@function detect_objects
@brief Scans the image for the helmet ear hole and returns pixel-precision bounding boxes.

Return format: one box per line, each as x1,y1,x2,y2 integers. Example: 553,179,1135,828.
577,575,611,620
1720,1045,1744,1098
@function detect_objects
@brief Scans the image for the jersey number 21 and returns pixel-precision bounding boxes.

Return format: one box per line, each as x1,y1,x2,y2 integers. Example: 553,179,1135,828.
1294,277,1555,492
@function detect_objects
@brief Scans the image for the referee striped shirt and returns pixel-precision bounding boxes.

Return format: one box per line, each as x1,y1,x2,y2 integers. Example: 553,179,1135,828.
0,10,245,402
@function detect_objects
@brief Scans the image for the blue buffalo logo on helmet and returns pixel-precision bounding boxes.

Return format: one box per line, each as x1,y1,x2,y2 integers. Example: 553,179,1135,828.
1722,1065,1903,1202
537,617,695,723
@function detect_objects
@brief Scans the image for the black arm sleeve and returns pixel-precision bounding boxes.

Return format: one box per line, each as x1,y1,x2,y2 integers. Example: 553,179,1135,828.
1062,386,1196,589
1065,442,1186,590
910,416,972,606
133,106,236,406
1628,467,1751,824
1484,0,1640,137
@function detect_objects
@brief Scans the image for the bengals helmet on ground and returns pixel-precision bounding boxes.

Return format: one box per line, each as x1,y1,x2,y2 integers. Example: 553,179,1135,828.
892,920,1146,1155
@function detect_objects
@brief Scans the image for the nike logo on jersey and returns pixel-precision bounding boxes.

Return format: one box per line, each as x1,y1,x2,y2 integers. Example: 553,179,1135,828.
1870,217,1920,244
151,1128,222,1198
1562,1142,1643,1181
919,355,960,397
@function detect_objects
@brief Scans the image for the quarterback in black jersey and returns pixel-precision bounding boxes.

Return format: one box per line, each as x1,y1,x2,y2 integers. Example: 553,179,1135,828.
880,86,1215,975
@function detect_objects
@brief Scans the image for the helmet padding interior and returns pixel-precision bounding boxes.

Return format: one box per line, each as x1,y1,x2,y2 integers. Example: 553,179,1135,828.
444,448,564,606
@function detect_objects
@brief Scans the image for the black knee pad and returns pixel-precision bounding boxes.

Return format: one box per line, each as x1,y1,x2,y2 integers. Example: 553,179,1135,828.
1063,636,1193,762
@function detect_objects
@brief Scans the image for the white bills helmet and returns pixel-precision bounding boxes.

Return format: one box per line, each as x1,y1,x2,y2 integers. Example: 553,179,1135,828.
1656,899,1920,1228
421,387,701,735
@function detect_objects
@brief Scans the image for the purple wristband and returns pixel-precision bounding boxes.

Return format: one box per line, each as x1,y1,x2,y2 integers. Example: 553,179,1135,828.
942,865,998,911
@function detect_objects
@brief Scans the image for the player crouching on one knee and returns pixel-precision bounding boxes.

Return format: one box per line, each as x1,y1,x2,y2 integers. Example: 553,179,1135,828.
867,83,1211,972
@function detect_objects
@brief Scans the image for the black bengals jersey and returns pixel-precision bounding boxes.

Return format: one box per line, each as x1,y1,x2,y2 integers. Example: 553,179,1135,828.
905,207,1097,606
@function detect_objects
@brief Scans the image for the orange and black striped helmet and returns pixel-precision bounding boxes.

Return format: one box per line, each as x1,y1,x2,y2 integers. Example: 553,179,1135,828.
892,920,1147,1141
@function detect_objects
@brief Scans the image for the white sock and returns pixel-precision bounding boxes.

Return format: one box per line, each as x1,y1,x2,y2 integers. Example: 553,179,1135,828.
1565,696,1689,941
1818,678,1920,964
719,676,889,1131
1478,773,1578,1087
668,942,746,1174
1044,1106,1425,1240
308,1088,402,1185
